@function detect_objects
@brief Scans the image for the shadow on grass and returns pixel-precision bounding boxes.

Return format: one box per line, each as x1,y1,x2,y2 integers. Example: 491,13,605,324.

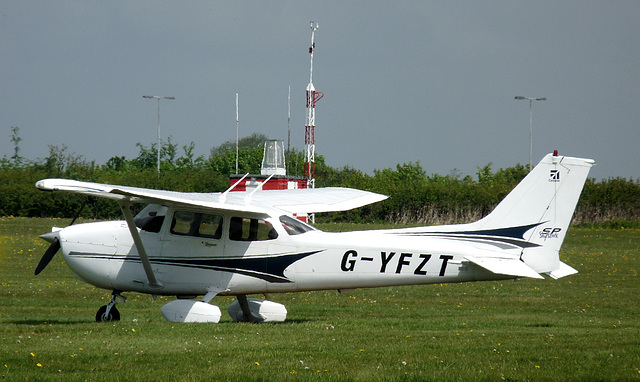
8,317,317,326
260,318,319,325
216,318,317,325
7,319,94,325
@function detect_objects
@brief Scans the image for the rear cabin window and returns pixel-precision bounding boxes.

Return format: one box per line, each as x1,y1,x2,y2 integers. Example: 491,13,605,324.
229,217,278,241
170,211,224,239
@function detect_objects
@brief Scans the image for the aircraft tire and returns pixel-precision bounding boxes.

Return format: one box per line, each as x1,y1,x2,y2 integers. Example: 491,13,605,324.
96,305,120,322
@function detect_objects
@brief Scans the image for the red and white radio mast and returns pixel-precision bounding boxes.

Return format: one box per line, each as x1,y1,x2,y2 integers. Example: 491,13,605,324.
304,21,324,189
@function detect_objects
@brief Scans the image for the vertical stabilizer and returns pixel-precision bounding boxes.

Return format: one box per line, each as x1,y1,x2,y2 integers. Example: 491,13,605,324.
476,153,594,273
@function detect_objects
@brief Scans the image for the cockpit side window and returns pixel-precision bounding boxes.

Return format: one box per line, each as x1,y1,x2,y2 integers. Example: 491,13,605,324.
229,217,277,241
170,211,198,236
134,204,168,233
170,211,223,239
279,215,316,235
198,214,224,239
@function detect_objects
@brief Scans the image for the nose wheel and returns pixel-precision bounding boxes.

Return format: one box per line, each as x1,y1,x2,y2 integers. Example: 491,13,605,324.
96,291,126,322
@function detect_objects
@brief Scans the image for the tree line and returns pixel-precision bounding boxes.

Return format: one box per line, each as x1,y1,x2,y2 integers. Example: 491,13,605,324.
1,127,638,226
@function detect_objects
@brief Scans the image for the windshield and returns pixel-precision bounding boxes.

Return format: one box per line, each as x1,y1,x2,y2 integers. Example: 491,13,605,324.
279,215,317,235
134,204,168,233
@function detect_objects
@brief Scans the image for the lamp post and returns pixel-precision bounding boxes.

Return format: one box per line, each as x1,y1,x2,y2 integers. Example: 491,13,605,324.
143,95,175,176
515,96,546,171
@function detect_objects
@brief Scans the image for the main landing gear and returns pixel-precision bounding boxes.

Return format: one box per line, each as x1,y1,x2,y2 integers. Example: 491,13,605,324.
227,295,287,323
96,291,126,322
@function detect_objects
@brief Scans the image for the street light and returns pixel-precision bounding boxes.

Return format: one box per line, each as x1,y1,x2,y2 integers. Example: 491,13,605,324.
515,96,546,171
143,95,175,176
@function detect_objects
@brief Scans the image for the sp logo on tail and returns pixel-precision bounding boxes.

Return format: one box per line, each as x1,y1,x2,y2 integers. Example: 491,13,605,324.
539,227,561,240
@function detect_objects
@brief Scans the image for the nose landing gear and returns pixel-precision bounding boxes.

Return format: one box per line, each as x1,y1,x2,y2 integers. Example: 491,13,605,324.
96,291,126,322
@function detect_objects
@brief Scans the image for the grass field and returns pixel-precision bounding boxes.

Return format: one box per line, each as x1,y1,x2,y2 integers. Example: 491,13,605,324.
1,217,639,381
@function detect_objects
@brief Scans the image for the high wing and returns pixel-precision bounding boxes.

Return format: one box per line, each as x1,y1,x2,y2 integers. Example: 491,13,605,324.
35,178,388,215
247,187,388,214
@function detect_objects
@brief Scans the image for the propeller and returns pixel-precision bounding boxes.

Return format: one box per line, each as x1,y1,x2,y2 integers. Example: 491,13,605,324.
34,197,88,275
34,236,60,275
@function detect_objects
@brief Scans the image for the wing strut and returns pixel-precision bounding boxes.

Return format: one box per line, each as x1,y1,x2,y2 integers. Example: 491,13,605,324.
245,174,274,204
220,173,249,203
120,201,162,289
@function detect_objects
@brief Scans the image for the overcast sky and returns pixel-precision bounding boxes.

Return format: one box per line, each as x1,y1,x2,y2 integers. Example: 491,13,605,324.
1,1,638,180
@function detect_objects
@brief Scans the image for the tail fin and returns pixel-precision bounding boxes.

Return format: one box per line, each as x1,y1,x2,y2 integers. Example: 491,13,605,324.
475,153,594,275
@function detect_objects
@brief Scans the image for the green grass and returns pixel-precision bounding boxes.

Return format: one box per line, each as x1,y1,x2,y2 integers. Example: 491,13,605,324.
1,217,639,381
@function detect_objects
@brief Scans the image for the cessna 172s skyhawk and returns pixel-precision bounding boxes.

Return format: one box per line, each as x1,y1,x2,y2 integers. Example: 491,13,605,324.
34,153,593,323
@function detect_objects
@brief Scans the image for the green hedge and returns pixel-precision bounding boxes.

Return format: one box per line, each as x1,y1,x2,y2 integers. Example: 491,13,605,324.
3,163,637,226
1,135,638,225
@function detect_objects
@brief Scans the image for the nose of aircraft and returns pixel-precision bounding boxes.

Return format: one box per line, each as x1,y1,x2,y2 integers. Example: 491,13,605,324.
39,230,60,244
35,228,63,275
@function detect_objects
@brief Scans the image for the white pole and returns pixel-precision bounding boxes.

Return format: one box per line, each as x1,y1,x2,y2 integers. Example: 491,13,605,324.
143,95,175,177
156,98,161,176
235,92,239,175
528,99,533,171
287,85,291,175
515,96,546,171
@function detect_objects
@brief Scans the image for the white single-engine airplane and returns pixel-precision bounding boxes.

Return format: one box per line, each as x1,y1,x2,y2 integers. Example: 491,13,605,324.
34,152,594,323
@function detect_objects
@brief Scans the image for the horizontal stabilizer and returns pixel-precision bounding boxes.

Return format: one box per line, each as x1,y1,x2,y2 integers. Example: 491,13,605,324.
545,261,579,279
465,256,544,279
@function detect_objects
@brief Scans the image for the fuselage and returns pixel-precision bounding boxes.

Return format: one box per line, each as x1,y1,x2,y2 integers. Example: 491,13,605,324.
54,205,516,297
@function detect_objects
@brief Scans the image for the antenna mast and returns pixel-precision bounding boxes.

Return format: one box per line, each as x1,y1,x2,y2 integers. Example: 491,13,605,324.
304,21,324,189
